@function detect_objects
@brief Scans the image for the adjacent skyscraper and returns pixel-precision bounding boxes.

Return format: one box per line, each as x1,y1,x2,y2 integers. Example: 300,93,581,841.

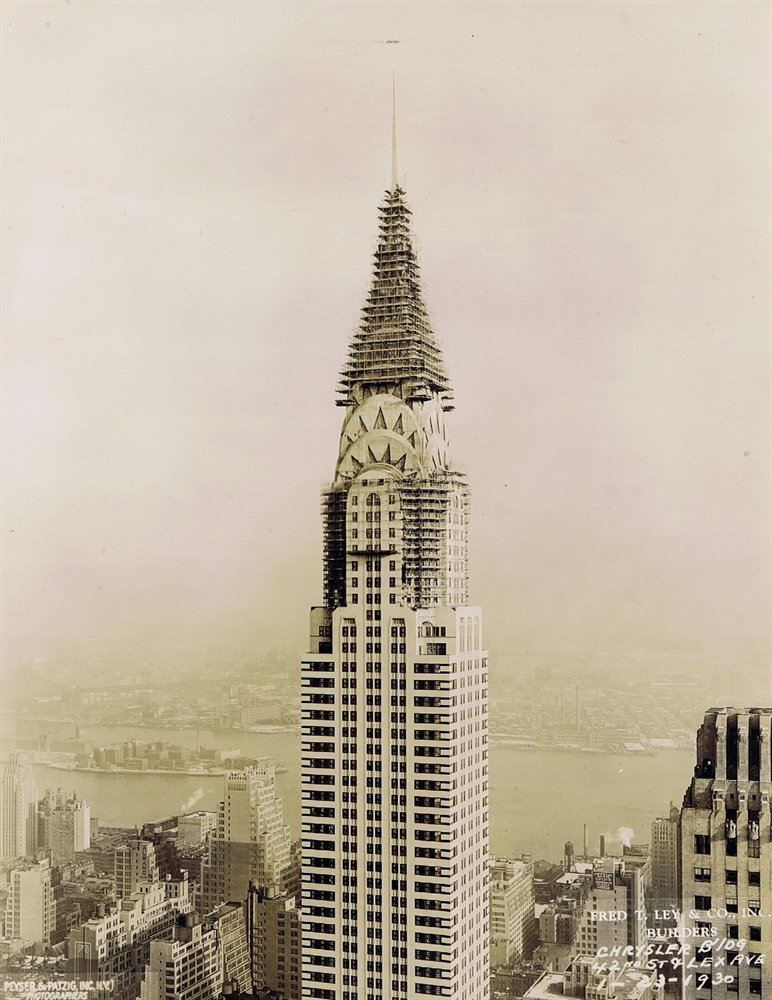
488,857,537,968
0,750,38,861
200,761,294,914
650,805,679,909
301,164,490,1000
680,708,771,1000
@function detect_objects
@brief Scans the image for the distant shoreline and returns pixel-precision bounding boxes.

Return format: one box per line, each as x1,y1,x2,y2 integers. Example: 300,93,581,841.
0,715,299,736
43,761,290,775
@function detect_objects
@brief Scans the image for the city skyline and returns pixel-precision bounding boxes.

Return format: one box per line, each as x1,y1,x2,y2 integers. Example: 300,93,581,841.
2,3,769,701
2,7,771,996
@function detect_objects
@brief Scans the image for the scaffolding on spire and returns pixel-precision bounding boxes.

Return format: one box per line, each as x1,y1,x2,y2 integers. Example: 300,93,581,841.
338,188,452,400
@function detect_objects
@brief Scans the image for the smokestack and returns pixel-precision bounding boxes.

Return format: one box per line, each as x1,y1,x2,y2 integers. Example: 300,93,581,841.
583,824,588,858
600,835,606,857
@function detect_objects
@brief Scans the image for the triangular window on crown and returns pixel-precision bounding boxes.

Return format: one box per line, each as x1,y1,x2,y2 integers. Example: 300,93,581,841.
359,416,369,434
374,408,387,430
393,414,404,435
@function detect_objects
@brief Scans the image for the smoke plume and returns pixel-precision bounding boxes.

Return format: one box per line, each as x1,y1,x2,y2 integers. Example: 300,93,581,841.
179,787,205,814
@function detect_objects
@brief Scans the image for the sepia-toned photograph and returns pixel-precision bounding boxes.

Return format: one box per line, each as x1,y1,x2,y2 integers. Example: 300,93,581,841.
1,3,769,1000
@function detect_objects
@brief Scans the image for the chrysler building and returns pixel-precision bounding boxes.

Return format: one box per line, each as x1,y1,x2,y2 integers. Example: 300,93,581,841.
300,141,491,1000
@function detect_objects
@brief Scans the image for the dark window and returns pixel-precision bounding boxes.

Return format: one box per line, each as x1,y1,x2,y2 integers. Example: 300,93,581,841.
748,871,761,886
726,870,738,884
695,896,712,911
695,868,712,882
750,927,762,941
749,980,761,995
727,925,739,939
695,835,711,854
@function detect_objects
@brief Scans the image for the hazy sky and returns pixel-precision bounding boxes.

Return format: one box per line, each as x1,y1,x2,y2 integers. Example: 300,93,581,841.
3,2,770,688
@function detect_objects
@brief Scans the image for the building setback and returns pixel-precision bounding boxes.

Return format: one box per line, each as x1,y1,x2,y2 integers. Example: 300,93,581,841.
67,872,194,1000
301,164,490,1000
200,762,294,915
679,708,771,1000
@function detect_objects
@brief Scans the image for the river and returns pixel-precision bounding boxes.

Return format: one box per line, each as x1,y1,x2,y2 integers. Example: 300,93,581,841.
3,720,694,863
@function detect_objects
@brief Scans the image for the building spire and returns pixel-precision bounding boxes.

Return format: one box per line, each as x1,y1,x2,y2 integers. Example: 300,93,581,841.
337,188,451,398
391,73,398,191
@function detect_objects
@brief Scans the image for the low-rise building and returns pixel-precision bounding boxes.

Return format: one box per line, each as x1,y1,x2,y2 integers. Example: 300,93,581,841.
565,954,663,1000
140,912,222,1000
179,812,218,846
4,859,55,945
571,859,649,961
67,872,193,1000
